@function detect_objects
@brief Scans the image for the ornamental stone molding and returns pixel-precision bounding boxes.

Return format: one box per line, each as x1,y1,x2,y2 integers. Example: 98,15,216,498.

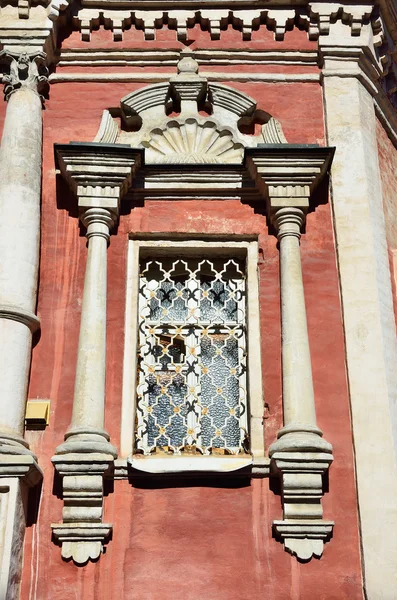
0,50,49,101
56,3,375,43
93,54,288,169
1,0,397,112
53,64,335,561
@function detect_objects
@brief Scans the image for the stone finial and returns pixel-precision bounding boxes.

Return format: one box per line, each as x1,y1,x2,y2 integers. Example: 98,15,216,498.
0,51,49,102
170,51,206,115
177,52,199,75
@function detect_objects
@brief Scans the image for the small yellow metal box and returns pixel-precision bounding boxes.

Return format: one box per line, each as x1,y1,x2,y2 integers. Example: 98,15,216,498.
25,400,50,426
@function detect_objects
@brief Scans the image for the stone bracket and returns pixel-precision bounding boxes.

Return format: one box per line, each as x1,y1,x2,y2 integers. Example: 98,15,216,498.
52,523,113,565
51,453,114,565
273,520,334,561
271,451,334,561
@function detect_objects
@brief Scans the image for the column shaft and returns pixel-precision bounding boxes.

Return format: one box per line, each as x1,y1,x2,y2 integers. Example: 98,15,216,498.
59,207,116,456
278,210,317,429
70,214,109,434
0,87,42,450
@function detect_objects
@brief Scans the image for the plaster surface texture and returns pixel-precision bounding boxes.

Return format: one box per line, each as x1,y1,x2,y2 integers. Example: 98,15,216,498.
13,72,363,598
323,74,397,598
0,86,42,446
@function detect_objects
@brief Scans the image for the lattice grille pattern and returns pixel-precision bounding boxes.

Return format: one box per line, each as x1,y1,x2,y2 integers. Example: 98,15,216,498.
136,256,248,455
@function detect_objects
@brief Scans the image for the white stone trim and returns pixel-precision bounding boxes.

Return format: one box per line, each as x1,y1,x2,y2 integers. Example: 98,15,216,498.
120,238,265,470
322,65,397,598
58,48,318,68
120,239,140,458
0,479,27,600
48,72,320,84
130,454,253,474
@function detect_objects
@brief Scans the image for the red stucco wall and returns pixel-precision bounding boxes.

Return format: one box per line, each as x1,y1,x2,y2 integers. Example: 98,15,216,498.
377,119,397,330
12,26,364,600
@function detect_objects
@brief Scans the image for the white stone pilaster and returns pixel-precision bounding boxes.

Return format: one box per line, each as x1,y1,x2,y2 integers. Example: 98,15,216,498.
269,207,333,561
52,144,142,564
246,145,334,561
0,51,45,600
322,45,397,597
0,52,46,455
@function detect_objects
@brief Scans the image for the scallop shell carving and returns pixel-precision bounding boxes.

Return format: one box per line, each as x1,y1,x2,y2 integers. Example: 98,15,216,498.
143,118,244,164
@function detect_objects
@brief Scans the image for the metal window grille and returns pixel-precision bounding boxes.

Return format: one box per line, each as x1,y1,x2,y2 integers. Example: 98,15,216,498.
135,256,249,455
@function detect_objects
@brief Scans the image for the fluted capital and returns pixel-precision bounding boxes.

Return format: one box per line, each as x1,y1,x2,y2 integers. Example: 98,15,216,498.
0,51,49,103
272,207,305,241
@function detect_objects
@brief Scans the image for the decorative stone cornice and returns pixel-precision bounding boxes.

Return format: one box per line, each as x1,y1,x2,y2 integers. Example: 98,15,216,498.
61,3,376,43
54,143,143,220
0,50,48,101
0,454,42,487
245,144,335,216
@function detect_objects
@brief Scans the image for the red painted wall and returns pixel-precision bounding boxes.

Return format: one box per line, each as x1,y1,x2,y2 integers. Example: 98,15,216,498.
377,119,397,330
13,27,364,600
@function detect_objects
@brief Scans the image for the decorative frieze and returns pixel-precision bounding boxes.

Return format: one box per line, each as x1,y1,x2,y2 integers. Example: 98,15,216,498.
65,5,376,43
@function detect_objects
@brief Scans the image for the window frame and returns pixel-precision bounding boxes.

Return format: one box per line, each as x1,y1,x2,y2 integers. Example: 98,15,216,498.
121,237,265,473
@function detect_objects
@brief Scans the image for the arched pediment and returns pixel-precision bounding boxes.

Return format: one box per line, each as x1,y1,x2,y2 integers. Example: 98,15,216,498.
93,53,287,165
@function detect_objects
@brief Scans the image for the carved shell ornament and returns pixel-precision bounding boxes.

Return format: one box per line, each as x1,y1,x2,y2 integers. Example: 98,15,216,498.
93,52,287,163
142,118,244,164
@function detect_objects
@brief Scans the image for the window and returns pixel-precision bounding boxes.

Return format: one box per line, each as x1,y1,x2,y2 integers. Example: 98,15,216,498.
121,239,264,474
136,256,248,455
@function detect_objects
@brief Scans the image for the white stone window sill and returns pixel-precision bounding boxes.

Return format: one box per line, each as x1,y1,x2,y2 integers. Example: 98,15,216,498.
127,454,253,474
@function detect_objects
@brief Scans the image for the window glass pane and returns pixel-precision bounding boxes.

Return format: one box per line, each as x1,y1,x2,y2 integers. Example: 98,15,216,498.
136,256,248,455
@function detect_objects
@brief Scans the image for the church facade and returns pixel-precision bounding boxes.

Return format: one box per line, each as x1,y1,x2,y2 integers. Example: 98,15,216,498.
0,0,397,598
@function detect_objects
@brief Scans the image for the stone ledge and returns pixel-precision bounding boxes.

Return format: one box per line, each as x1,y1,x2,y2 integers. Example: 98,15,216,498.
0,454,42,487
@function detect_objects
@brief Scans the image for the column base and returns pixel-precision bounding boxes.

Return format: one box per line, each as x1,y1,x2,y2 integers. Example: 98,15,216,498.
0,432,37,458
51,452,115,565
273,520,334,561
269,424,332,456
56,428,117,458
0,452,42,486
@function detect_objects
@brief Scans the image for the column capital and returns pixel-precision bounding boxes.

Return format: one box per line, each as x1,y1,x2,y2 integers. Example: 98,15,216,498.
272,207,305,241
80,207,115,242
55,143,143,225
245,145,334,221
0,50,49,103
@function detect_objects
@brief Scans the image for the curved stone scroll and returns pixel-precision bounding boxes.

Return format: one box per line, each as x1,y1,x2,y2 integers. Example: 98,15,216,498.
93,110,118,144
